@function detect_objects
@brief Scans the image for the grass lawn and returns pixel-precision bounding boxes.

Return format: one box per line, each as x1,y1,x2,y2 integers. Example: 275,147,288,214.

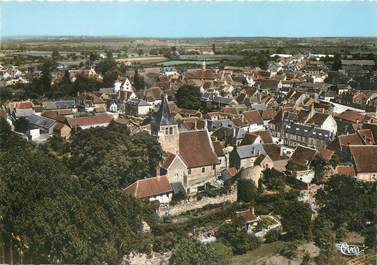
229,241,285,263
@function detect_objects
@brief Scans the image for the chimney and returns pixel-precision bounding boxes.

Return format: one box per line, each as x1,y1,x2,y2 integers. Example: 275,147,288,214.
280,147,284,157
251,207,255,216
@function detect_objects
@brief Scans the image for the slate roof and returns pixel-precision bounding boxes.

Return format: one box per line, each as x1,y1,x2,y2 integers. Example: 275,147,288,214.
153,96,173,126
25,114,56,130
285,123,332,141
207,119,235,131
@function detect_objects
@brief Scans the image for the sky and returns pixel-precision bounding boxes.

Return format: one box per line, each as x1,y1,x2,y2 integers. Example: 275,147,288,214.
1,1,377,38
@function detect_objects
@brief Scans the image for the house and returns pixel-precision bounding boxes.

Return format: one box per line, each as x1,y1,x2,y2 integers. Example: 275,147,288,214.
283,123,333,149
230,143,265,169
243,110,264,130
42,100,76,111
230,143,286,171
349,145,377,182
305,112,337,135
125,98,152,116
286,145,317,184
236,209,259,234
124,176,173,204
53,122,71,139
254,144,288,172
66,113,113,129
25,114,56,135
8,101,35,118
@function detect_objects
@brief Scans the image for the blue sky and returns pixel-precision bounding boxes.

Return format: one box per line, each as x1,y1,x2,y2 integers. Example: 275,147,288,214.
2,2,377,38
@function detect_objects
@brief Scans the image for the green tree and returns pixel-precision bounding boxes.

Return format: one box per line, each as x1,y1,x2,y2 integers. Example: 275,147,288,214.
265,229,280,243
262,168,285,191
175,85,201,110
313,216,336,257
51,50,60,61
0,128,148,264
210,242,233,261
237,179,258,204
216,218,260,255
316,175,375,231
133,69,145,90
14,117,29,133
0,117,23,149
311,155,328,183
279,241,298,259
280,200,312,240
169,239,220,265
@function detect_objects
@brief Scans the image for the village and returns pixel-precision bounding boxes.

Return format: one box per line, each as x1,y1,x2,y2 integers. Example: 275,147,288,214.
0,40,376,265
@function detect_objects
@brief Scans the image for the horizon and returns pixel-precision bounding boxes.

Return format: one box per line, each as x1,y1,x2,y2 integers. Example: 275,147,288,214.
2,2,377,38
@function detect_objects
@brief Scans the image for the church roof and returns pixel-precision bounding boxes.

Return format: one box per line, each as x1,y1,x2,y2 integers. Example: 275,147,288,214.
154,95,173,126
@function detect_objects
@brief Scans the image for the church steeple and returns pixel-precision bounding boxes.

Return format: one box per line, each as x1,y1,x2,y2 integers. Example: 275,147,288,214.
151,95,174,135
155,95,173,126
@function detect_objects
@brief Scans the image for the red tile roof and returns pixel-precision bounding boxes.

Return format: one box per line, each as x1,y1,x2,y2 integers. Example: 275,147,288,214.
124,176,172,199
335,111,366,123
243,110,263,125
290,145,317,167
350,145,377,173
67,114,113,128
179,130,218,168
357,129,375,145
335,165,356,177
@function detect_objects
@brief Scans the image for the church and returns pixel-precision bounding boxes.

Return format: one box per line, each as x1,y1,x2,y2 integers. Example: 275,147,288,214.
151,96,220,194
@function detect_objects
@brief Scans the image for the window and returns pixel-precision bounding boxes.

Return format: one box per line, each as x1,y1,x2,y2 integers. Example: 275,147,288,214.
165,128,169,135
169,127,173,134
213,164,216,170
188,169,191,175
202,167,205,173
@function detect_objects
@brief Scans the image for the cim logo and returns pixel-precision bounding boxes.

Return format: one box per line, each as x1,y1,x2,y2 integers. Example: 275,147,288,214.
335,242,366,256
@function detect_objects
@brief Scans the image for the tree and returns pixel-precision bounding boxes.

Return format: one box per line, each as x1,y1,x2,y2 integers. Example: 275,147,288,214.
175,85,201,110
237,179,258,204
257,178,264,194
265,229,280,243
313,216,336,258
67,124,162,187
280,200,312,240
311,155,328,183
216,219,260,255
0,117,23,149
133,69,145,90
51,50,60,61
262,168,285,191
279,241,298,259
316,175,375,231
0,127,148,264
332,53,342,71
209,242,233,261
169,239,220,265
14,117,29,133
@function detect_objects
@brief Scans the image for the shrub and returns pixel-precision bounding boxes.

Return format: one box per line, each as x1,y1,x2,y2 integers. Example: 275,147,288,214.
265,229,280,243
